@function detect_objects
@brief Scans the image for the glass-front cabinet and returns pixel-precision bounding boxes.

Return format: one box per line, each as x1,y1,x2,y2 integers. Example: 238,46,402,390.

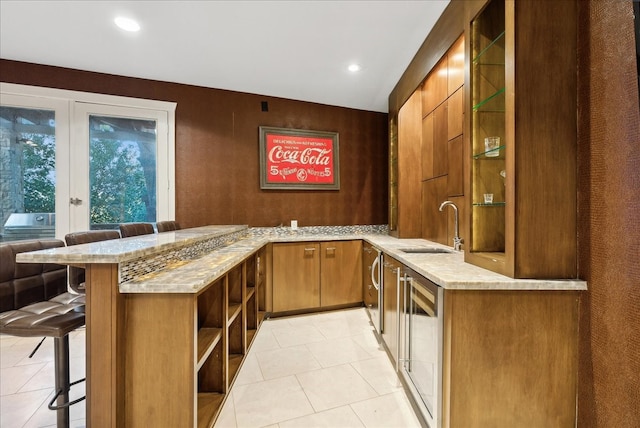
469,0,506,267
466,0,578,279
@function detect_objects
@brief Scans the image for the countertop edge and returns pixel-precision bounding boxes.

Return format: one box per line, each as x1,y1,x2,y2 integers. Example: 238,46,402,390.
12,226,588,292
121,232,588,293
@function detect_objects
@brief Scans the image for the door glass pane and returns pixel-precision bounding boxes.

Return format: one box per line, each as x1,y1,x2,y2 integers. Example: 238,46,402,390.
0,106,56,242
89,115,157,230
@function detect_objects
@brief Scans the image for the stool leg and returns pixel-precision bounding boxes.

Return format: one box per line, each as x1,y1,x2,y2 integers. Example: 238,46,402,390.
53,336,70,428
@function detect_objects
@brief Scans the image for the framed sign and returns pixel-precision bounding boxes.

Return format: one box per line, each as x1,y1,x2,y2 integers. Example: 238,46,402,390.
259,126,340,190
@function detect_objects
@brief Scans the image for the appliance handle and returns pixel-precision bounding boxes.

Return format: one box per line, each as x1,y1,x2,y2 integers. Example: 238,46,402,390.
371,254,380,290
408,275,413,371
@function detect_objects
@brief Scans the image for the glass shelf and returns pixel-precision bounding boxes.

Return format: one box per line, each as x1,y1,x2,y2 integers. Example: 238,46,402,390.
473,202,506,207
473,87,505,112
473,30,506,64
473,145,506,159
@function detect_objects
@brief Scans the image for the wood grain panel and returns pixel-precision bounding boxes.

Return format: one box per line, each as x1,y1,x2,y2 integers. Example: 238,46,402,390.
447,88,464,140
272,243,320,311
447,136,463,197
397,90,423,238
423,59,449,115
447,35,465,96
421,113,434,180
421,177,448,244
124,294,196,427
512,0,578,278
320,241,363,306
443,290,579,428
433,101,449,178
85,264,123,428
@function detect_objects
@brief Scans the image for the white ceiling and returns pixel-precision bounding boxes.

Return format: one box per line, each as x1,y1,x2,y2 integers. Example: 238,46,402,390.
0,1,449,113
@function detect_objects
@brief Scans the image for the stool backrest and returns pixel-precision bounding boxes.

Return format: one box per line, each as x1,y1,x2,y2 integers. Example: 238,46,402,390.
119,222,155,238
65,230,121,293
0,239,67,312
156,221,181,233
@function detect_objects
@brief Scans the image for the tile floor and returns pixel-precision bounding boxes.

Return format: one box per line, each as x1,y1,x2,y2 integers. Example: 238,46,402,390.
1,308,422,428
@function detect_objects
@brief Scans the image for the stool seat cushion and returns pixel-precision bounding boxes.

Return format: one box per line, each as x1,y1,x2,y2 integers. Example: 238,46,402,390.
0,239,86,338
0,292,85,337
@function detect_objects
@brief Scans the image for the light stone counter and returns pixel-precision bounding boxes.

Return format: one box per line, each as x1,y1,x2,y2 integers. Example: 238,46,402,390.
122,229,587,293
15,225,248,264
15,224,587,292
363,235,587,291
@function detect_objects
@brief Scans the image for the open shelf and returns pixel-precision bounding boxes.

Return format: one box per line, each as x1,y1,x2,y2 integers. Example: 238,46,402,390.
227,304,241,326
228,354,243,384
245,286,255,302
197,328,222,370
197,392,225,428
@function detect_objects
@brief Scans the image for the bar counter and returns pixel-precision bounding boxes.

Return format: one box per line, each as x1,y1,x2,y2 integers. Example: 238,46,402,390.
15,225,586,428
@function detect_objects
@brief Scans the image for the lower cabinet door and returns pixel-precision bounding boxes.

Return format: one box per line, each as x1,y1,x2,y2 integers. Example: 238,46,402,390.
272,242,320,312
320,240,363,307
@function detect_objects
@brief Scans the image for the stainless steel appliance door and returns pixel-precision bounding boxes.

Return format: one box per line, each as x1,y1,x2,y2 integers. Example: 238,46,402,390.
402,272,443,428
363,244,382,333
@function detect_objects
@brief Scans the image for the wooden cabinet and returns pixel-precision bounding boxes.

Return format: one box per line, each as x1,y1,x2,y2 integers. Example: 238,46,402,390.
122,250,265,428
272,242,320,312
467,0,578,278
374,256,581,427
381,255,402,364
320,241,362,306
442,289,580,427
397,90,423,238
394,34,467,246
272,240,363,313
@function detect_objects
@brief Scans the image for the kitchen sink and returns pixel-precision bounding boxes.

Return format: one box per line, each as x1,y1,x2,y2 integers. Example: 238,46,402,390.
399,247,453,254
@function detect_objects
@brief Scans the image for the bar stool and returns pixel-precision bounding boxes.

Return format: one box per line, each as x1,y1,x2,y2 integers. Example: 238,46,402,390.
0,239,86,428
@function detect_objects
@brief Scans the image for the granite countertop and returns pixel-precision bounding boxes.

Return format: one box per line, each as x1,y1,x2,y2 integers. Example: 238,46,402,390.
122,230,587,293
15,225,588,292
15,225,248,265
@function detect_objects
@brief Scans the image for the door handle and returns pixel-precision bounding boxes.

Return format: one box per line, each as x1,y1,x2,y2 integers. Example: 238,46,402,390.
69,197,83,206
325,247,336,257
304,247,316,256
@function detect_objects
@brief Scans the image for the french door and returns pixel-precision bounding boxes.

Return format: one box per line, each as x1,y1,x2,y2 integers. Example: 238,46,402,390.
0,83,175,242
72,103,170,232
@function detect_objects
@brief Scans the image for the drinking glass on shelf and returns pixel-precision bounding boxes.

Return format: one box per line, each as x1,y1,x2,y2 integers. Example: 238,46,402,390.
484,136,500,157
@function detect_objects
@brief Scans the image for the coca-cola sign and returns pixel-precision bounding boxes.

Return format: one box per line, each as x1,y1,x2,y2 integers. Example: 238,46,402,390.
259,126,340,190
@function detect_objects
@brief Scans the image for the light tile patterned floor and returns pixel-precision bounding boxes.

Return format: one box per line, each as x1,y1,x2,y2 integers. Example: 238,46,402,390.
1,308,421,428
215,308,421,428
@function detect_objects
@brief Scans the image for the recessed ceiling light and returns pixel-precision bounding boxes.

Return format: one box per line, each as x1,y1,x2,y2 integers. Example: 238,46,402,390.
115,16,140,32
348,64,361,72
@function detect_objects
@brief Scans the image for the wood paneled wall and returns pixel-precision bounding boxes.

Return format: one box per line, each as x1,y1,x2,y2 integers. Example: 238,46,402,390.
0,60,388,228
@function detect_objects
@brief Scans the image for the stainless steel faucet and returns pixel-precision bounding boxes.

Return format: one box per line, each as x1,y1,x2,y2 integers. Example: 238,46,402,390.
439,201,463,251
